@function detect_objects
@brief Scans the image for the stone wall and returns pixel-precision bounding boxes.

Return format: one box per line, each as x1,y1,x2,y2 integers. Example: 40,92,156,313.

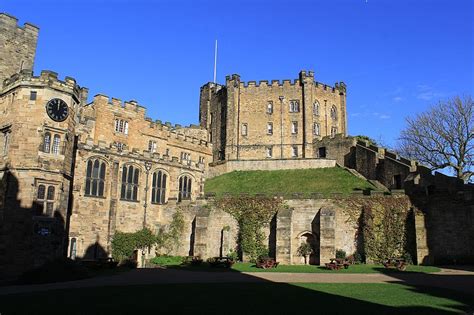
207,158,336,178
0,13,38,85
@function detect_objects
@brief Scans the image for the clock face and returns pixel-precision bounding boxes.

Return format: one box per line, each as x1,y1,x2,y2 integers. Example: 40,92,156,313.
46,98,69,122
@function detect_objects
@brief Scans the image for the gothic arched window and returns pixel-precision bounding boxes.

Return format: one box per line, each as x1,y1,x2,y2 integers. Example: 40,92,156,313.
313,101,320,116
43,132,51,153
121,165,139,201
85,158,106,197
151,170,167,204
330,105,338,121
178,175,192,202
52,134,61,155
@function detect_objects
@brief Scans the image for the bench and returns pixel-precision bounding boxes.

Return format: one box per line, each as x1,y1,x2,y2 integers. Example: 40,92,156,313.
256,257,279,269
208,256,234,268
183,256,203,266
325,258,350,270
383,258,407,271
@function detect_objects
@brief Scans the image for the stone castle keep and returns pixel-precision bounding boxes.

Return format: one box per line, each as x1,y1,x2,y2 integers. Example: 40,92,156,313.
0,13,473,277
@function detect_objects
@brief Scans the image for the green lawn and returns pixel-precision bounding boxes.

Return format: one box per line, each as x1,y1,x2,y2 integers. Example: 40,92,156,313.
204,167,376,196
165,262,440,274
0,283,471,314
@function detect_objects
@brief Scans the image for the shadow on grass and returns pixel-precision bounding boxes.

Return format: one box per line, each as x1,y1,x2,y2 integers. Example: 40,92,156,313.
0,265,472,314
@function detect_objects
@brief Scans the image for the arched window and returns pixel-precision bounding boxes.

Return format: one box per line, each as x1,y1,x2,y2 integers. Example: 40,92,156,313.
313,123,320,136
52,134,61,155
151,170,167,204
178,175,192,202
330,105,338,121
43,132,51,153
85,158,106,197
121,165,139,201
124,121,129,135
313,101,320,116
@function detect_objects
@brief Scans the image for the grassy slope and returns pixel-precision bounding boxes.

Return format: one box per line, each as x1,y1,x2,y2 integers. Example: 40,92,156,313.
0,283,470,314
204,167,376,196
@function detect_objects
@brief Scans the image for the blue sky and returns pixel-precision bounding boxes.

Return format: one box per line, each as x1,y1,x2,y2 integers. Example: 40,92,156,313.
3,0,473,147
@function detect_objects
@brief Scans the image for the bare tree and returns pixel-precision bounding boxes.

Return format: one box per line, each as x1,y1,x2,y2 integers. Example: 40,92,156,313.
398,96,473,182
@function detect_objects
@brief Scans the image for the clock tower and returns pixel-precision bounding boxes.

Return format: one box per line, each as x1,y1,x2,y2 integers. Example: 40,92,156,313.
0,69,88,276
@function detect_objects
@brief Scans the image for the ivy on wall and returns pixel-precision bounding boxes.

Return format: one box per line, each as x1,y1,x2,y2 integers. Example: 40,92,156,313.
341,195,415,263
111,228,155,262
156,209,185,255
215,196,285,262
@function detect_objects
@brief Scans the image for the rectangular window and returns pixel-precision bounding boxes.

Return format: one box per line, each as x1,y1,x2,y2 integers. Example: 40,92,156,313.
267,122,273,135
291,122,298,134
114,119,129,134
331,126,338,137
266,146,273,158
313,123,320,136
1,127,11,156
148,140,157,153
198,156,205,164
241,123,248,136
181,152,190,161
35,183,56,217
267,102,273,114
30,91,37,101
291,146,298,158
289,100,300,113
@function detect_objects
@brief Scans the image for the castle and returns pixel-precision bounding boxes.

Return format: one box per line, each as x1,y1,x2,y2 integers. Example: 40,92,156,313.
0,13,472,277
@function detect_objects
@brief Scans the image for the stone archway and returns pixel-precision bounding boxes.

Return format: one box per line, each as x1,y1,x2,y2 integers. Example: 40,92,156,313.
297,231,319,265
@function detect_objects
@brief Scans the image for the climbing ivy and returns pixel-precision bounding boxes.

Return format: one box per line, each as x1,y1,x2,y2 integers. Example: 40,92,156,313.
156,209,185,255
215,196,285,262
111,227,155,262
341,195,414,263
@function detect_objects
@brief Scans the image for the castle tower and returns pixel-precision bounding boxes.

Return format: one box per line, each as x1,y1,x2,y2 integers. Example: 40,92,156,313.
0,13,39,85
199,71,348,162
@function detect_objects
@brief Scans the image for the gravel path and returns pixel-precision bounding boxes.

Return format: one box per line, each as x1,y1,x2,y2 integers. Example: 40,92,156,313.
0,267,472,296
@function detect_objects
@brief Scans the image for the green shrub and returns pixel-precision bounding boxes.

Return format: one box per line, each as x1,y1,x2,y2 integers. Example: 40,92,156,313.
227,249,239,262
297,243,313,264
336,249,347,259
150,255,184,266
402,252,413,264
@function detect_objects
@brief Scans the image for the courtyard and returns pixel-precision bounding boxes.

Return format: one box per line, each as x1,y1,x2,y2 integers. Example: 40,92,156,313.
0,265,473,314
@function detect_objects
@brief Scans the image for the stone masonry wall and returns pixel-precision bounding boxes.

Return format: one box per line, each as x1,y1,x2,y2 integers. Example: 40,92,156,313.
207,158,336,178
0,13,38,85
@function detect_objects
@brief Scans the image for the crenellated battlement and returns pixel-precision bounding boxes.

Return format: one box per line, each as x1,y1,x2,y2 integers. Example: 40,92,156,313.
91,93,210,149
0,13,39,35
224,70,346,94
1,69,85,100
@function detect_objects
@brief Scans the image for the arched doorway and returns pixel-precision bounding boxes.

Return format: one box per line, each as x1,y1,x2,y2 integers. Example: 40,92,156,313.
298,231,319,265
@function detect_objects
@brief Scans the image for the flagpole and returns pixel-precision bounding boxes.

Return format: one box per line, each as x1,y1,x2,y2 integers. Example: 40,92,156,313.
213,40,218,84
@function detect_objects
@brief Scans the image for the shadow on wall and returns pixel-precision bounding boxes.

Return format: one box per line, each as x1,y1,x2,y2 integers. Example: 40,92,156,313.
0,168,68,280
406,184,474,268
